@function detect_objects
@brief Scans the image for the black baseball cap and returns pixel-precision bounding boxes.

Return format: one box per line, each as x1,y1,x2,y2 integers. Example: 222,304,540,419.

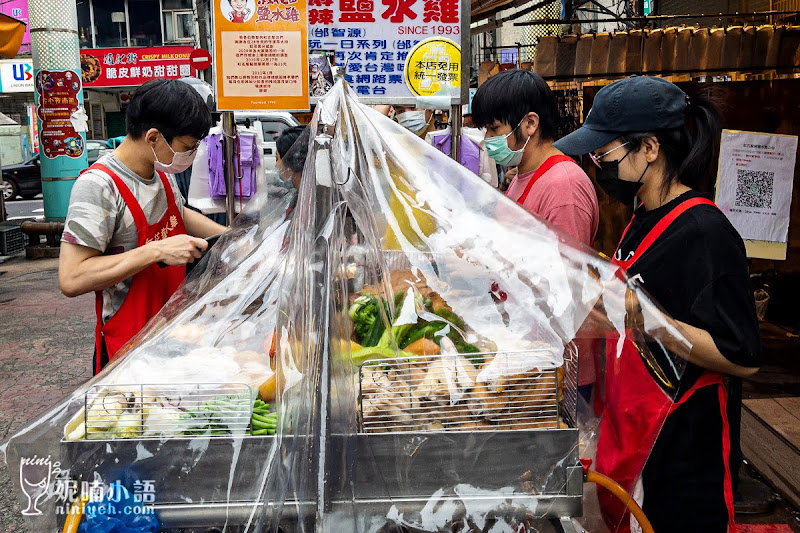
554,76,689,155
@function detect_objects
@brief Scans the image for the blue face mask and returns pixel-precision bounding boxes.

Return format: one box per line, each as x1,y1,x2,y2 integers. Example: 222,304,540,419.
396,110,430,134
484,119,530,166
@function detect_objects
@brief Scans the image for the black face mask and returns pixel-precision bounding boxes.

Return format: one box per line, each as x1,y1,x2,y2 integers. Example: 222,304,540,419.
596,153,649,205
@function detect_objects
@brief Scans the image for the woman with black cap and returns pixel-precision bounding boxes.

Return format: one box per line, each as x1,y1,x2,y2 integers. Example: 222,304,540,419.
555,76,761,532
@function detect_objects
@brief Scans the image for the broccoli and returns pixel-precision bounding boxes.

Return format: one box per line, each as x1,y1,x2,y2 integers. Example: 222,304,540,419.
349,295,385,346
376,290,423,350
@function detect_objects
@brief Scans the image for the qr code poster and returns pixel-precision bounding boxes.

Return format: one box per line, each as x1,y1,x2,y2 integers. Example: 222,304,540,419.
715,130,797,244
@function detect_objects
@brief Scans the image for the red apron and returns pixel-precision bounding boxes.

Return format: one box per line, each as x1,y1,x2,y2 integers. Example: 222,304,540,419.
595,197,737,532
510,154,574,205
92,164,187,372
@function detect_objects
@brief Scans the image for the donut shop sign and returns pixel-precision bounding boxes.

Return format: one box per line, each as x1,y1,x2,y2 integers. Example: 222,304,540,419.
79,46,198,87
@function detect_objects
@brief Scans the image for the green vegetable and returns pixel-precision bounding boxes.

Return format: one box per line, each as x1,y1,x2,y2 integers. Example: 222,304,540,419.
433,308,466,330
249,399,279,435
351,346,417,367
401,321,447,348
252,412,276,425
375,290,423,350
349,295,381,344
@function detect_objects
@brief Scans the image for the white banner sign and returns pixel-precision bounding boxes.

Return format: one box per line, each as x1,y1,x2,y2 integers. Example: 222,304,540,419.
308,0,462,100
716,129,797,243
0,60,34,93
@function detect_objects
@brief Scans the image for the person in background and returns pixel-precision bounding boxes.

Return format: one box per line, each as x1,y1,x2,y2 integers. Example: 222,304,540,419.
555,75,761,532
59,79,228,374
393,105,436,138
276,125,310,192
499,165,517,191
472,69,599,246
473,69,600,411
425,105,498,187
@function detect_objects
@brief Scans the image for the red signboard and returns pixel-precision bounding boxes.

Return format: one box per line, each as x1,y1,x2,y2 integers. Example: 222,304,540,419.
35,70,83,159
79,46,196,88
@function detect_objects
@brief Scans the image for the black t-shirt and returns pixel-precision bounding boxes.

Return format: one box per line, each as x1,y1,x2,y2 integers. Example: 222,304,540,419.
616,191,761,522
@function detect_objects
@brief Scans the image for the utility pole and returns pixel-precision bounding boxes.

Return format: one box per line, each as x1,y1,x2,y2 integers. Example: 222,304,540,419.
195,0,214,86
28,0,88,221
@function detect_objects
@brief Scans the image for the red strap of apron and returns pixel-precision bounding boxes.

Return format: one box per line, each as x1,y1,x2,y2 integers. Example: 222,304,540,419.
91,164,177,248
515,154,575,205
94,291,104,372
91,163,148,247
669,372,738,531
613,197,717,270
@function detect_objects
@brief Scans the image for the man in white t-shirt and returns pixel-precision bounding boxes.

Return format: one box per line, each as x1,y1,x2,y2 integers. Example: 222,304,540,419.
60,79,227,373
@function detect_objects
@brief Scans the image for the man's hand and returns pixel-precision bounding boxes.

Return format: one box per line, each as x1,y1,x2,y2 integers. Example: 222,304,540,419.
60,235,206,297
148,235,208,266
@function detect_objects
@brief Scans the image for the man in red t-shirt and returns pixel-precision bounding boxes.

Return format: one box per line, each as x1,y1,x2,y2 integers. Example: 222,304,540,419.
472,70,599,246
473,70,600,392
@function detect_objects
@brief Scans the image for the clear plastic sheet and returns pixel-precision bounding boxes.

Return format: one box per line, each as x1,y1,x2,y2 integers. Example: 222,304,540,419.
255,82,693,533
2,180,294,531
4,80,693,533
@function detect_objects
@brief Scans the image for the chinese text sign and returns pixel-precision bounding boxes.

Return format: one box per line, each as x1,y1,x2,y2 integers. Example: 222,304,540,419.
214,0,310,111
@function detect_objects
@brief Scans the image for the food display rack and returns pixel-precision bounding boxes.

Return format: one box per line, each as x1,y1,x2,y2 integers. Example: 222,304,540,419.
59,348,582,532
55,116,587,533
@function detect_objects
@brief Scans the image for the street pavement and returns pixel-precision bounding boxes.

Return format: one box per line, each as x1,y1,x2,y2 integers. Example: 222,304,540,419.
0,256,94,533
4,199,44,220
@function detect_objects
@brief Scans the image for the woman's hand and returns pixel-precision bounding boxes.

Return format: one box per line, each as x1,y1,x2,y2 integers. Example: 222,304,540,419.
625,289,759,378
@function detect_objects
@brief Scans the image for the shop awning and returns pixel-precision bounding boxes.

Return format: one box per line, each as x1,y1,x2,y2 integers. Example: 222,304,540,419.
0,13,26,59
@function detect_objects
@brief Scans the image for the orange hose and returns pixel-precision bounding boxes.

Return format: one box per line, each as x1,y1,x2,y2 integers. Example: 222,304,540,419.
61,494,89,533
586,470,655,533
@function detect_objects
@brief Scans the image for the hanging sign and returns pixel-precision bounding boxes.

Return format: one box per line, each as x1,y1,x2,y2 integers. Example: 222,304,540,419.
79,46,195,88
35,70,84,159
213,0,310,111
715,129,798,260
308,0,466,102
27,104,39,153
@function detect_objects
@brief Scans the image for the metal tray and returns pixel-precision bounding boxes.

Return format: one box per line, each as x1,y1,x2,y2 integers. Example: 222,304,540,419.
60,428,581,529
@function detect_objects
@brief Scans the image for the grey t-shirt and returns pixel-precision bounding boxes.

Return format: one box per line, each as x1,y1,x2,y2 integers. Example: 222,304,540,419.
62,154,185,323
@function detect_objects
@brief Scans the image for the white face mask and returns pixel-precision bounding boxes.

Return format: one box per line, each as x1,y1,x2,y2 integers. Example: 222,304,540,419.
152,134,197,174
396,110,429,134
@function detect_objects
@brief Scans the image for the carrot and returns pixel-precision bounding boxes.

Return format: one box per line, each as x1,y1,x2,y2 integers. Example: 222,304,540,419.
264,330,277,358
403,338,441,356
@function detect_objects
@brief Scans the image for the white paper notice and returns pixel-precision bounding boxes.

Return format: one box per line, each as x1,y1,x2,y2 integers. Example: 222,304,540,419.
716,130,797,243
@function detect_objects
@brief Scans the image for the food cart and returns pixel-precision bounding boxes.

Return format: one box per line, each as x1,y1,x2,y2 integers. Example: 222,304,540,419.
3,81,691,533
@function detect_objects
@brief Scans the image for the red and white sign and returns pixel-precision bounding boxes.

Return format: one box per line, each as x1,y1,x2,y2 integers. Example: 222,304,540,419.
79,46,196,88
307,0,462,99
189,48,213,71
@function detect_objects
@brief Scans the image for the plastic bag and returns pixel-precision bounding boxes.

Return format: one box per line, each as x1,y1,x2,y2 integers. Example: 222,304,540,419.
78,482,159,533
